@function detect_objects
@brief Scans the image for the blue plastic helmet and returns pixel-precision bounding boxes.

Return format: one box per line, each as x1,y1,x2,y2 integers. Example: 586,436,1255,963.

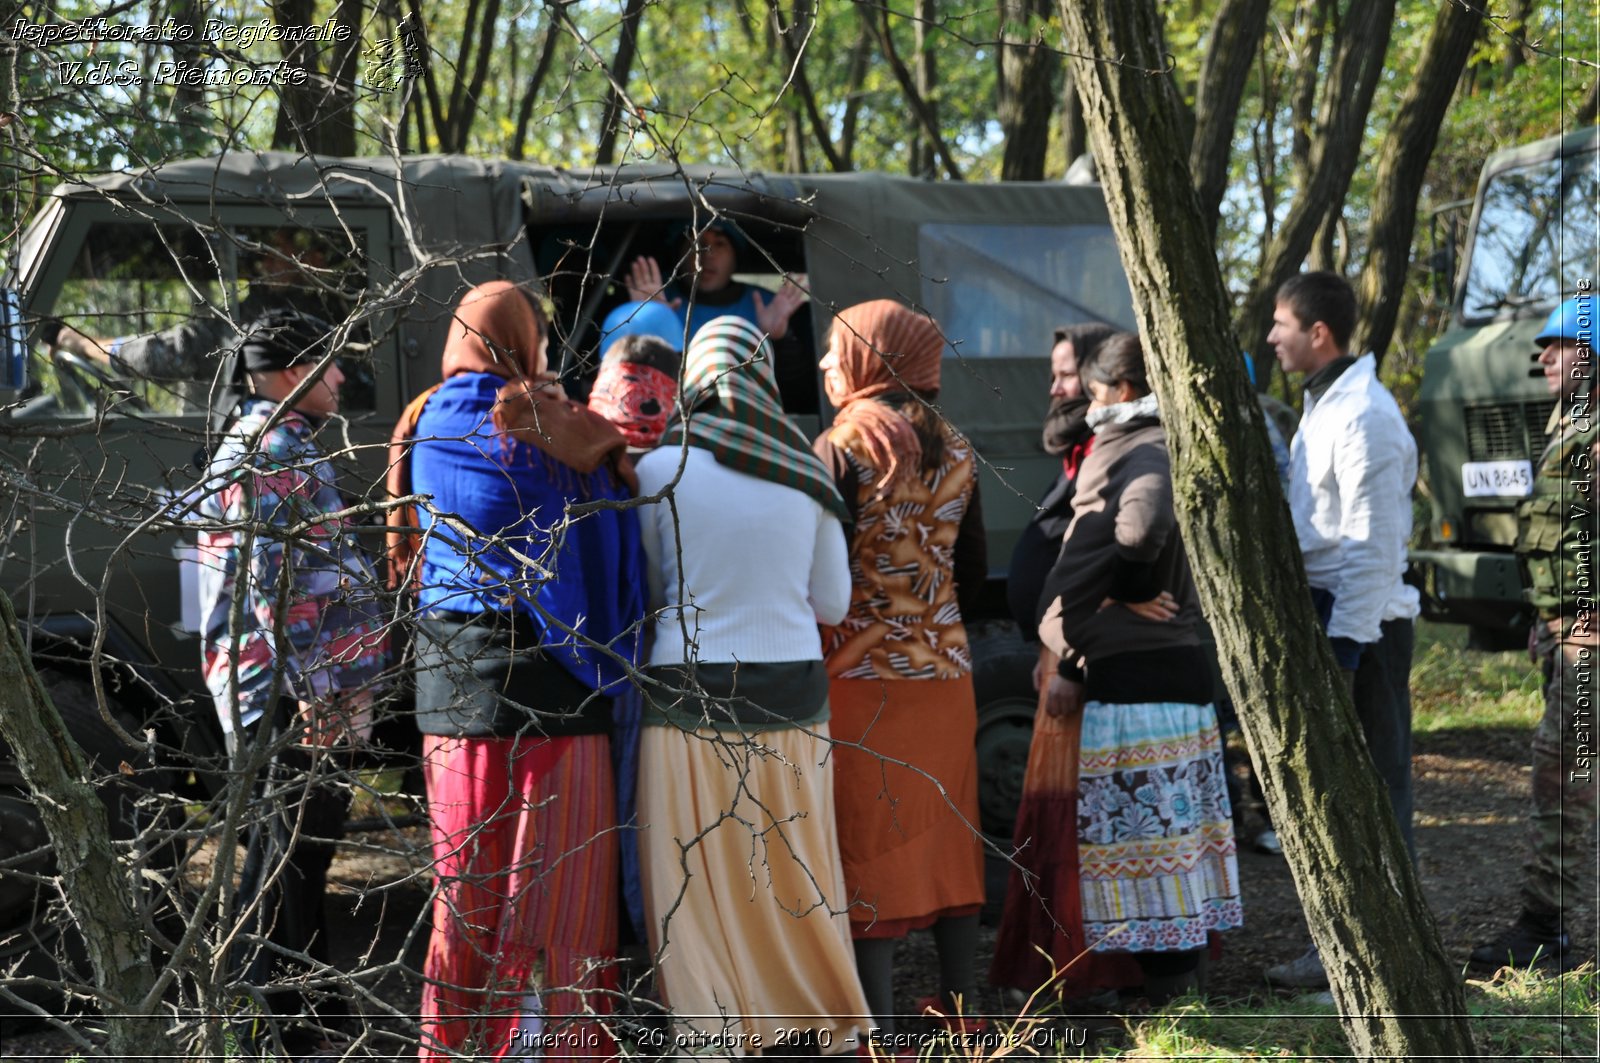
599,300,685,354
1533,292,1595,348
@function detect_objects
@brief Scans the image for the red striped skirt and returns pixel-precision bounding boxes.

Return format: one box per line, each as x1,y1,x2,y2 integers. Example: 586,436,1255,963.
419,733,617,1061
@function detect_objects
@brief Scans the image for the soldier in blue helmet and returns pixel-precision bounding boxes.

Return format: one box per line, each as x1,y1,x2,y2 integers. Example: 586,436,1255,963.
1471,292,1597,973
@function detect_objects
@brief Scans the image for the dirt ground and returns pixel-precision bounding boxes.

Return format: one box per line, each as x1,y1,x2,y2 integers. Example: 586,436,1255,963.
3,720,1592,1060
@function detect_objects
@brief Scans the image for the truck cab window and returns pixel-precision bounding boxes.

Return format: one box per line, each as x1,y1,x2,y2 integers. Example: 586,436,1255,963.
1461,151,1599,322
22,221,373,418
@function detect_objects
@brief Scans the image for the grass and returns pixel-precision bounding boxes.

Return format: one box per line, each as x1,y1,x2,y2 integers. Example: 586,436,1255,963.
1409,620,1543,735
1097,966,1598,1061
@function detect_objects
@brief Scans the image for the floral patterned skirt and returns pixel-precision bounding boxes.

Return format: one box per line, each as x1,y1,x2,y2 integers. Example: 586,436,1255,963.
1076,700,1242,953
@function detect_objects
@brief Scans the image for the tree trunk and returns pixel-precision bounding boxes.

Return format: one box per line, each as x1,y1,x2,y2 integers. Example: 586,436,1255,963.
270,0,318,150
1575,78,1599,125
0,590,179,1062
1288,0,1328,188
1501,0,1529,84
319,0,363,156
1189,0,1270,233
510,20,562,161
269,0,362,153
998,0,1060,181
1055,3,1478,1059
1352,0,1486,364
774,0,846,172
595,0,647,166
857,0,962,179
1061,76,1088,169
1233,0,1395,384
912,0,938,177
838,26,871,168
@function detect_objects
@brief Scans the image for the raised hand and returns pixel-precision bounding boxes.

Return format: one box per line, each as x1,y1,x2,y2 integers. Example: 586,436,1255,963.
751,273,809,340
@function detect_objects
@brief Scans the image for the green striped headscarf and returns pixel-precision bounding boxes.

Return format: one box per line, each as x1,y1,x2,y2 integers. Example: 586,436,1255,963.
659,316,848,521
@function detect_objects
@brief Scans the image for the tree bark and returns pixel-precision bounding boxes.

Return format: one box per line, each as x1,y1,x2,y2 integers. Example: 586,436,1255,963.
1501,0,1530,84
857,0,962,179
998,0,1060,181
270,0,361,154
1352,0,1486,364
1576,78,1599,125
838,26,871,168
1288,0,1328,188
0,590,179,1062
510,20,562,161
911,0,937,178
406,0,449,152
595,0,647,166
1233,0,1395,383
1189,0,1270,233
773,0,848,172
270,0,318,150
1055,3,1479,1059
1060,76,1088,169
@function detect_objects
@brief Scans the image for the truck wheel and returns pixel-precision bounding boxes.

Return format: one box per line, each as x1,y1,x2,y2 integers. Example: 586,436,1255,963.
970,630,1038,840
0,671,172,1026
1467,623,1527,653
970,628,1038,924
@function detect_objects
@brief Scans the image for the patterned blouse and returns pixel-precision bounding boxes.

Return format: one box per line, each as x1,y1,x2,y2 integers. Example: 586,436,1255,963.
820,424,980,681
196,400,389,733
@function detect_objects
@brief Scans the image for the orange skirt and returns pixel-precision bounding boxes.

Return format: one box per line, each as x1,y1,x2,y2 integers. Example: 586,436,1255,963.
829,676,985,938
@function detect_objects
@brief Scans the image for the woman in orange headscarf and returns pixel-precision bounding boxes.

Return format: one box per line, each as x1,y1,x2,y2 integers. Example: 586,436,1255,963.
388,281,644,1061
815,299,988,1035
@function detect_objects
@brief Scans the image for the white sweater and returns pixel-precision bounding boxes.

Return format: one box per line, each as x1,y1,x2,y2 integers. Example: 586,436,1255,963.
634,446,851,666
1289,354,1421,645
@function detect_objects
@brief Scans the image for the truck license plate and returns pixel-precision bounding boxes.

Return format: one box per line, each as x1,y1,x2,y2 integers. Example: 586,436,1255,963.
1462,460,1533,498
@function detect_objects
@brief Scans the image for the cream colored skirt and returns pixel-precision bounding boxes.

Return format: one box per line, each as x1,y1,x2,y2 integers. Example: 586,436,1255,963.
639,722,869,1055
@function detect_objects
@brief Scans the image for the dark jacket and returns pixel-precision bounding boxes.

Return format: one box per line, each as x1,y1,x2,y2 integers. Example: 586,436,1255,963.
1007,469,1075,630
1039,415,1203,676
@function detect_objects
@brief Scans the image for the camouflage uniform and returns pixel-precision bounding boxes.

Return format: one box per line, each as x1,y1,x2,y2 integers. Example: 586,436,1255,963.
111,288,346,381
1516,404,1599,917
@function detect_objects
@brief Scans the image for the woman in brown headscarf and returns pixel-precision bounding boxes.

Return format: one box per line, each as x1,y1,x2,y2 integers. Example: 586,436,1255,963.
388,280,645,1061
815,299,988,1035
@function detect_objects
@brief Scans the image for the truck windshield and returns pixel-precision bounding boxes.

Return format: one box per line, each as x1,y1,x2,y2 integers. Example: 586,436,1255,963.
1461,148,1598,322
917,223,1135,356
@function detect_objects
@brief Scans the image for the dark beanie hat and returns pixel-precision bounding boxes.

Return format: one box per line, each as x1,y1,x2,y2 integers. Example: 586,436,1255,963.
237,309,335,372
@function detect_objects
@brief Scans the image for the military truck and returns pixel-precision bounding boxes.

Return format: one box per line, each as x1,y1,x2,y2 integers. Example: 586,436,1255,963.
0,154,1134,988
1412,124,1598,646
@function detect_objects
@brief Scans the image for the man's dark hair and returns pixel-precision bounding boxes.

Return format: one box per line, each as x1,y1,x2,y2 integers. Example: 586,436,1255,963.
1277,271,1357,350
604,333,681,378
1078,331,1149,396
1051,321,1118,363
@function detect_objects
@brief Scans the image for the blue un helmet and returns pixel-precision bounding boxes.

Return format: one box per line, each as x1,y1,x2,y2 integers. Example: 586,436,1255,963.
599,300,685,355
1533,292,1595,349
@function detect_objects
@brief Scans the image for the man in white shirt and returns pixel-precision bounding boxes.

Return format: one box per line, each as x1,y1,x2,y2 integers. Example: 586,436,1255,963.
1262,271,1421,990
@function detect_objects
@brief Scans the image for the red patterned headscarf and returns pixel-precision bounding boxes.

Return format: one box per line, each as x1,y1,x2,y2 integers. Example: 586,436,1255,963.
823,299,945,488
588,360,678,449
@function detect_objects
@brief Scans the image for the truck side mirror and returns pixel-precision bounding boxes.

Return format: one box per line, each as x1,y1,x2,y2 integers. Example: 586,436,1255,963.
0,289,27,399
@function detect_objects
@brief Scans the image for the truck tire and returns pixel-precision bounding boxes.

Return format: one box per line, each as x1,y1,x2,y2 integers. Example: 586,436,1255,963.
0,671,173,1026
1467,623,1527,653
970,629,1038,839
970,628,1039,923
